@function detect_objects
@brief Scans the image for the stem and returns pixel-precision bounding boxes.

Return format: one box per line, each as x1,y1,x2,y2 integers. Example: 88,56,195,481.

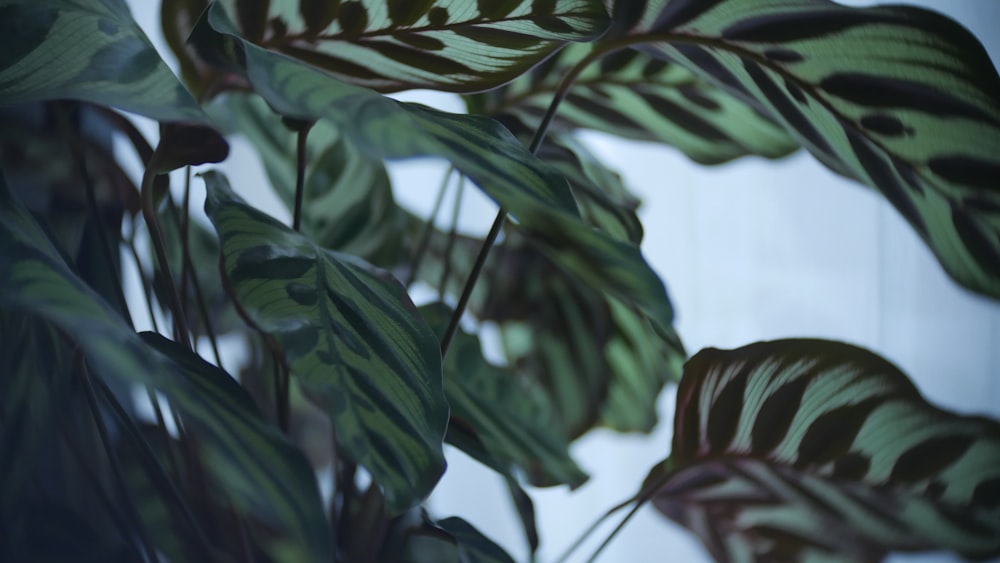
180,167,192,310
273,351,290,434
584,499,647,563
126,234,161,334
140,160,191,347
80,362,159,562
438,176,466,300
405,166,455,287
292,122,313,232
439,42,601,357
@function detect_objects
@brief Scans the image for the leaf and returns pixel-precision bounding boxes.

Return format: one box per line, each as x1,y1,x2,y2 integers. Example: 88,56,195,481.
0,0,207,123
438,516,517,563
649,339,1000,561
607,0,1000,298
416,231,684,438
202,170,448,513
191,2,677,333
212,92,406,265
405,514,517,563
474,42,798,164
420,302,587,488
215,0,610,93
0,174,331,563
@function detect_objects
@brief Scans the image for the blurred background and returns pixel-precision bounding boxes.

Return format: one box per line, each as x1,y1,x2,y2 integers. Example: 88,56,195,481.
123,1,1000,561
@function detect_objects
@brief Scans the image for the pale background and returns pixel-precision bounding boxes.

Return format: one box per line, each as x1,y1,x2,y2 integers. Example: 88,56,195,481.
123,1,1000,562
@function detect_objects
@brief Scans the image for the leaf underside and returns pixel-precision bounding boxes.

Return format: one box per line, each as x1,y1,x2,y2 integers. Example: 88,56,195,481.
651,339,1000,562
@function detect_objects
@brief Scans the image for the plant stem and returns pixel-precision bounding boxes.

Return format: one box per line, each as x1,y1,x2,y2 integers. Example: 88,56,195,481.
127,234,162,334
405,166,455,287
292,122,313,232
273,352,291,433
80,361,159,562
439,52,585,356
140,161,191,347
438,175,466,300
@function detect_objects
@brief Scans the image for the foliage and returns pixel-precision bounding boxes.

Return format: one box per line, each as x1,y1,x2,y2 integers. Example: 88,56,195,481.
1,0,998,562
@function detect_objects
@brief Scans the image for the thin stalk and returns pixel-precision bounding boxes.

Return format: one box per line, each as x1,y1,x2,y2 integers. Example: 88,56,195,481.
438,176,466,300
405,166,455,287
439,45,596,357
126,234,161,334
140,161,191,347
58,106,134,329
292,122,313,232
552,494,640,563
180,167,192,310
80,363,159,562
93,376,216,561
273,351,290,434
584,499,647,563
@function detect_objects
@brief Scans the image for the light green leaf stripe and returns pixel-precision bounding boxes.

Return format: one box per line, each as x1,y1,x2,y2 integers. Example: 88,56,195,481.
652,339,1000,560
193,1,677,332
217,0,609,93
201,171,448,514
0,0,206,123
0,174,330,563
611,0,1000,298
477,42,798,164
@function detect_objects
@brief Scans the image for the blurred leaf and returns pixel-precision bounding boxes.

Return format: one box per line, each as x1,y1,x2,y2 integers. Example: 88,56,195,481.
192,2,677,333
607,0,1000,298
213,92,406,265
648,339,1000,561
215,0,609,93
0,0,207,123
202,170,447,513
475,42,798,164
421,302,587,488
0,174,331,563
406,514,516,563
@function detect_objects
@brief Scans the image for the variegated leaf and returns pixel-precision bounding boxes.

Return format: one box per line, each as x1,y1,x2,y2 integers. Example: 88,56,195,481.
0,173,331,563
214,0,610,92
420,302,587,488
474,42,798,164
648,339,1000,561
604,0,1000,298
0,0,206,123
191,2,677,333
202,171,448,514
211,92,405,266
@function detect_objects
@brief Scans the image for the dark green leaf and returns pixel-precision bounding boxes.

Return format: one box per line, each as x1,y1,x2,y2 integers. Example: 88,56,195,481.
217,0,609,92
609,0,1000,298
421,302,587,488
213,92,405,265
476,42,798,164
192,2,677,333
0,174,331,563
202,170,448,513
650,339,1000,561
406,514,516,563
0,0,207,123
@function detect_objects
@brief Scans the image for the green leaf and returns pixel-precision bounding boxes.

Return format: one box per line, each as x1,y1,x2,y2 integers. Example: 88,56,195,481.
474,42,798,164
608,0,1000,298
215,0,610,92
192,1,677,333
421,302,587,488
201,170,448,513
405,514,516,563
649,339,1000,561
212,92,406,265
438,516,517,563
0,0,206,123
0,174,331,563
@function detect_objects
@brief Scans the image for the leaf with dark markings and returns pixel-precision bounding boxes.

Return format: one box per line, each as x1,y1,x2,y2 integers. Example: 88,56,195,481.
202,171,448,514
192,3,677,334
0,0,206,123
214,0,609,92
606,0,1000,298
645,339,1000,561
473,42,797,165
0,174,330,563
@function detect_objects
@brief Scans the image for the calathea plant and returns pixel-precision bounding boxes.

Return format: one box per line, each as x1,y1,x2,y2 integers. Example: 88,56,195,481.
1,0,998,562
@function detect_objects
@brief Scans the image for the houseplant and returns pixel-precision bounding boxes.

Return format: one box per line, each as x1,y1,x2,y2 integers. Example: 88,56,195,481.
1,0,998,561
